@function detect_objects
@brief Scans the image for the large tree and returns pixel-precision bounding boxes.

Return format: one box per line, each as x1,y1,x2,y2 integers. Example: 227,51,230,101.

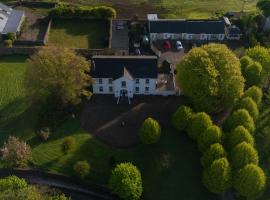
25,46,91,105
177,43,244,113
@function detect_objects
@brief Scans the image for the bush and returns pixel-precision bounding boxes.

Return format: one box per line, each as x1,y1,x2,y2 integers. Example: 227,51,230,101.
228,126,255,150
198,125,223,152
0,176,27,191
234,97,259,120
171,105,193,132
73,160,90,178
233,164,266,200
201,143,227,168
230,142,259,169
109,163,142,200
61,136,76,154
139,117,161,144
224,109,255,133
240,56,253,72
243,62,264,87
187,112,212,140
6,32,17,42
243,86,263,106
202,158,232,194
4,39,13,47
37,127,50,141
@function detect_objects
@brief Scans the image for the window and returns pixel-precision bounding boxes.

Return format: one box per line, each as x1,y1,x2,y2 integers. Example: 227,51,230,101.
108,79,113,84
109,86,113,92
98,78,102,84
135,79,139,84
99,86,103,92
145,87,149,93
135,87,139,93
145,79,150,84
121,81,126,87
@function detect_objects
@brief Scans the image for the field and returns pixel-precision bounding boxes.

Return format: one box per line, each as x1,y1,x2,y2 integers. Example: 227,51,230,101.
49,19,109,49
0,55,213,200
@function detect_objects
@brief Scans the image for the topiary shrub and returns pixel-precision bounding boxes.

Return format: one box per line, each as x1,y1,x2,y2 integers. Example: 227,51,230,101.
109,162,142,200
224,109,255,133
230,142,259,169
234,97,259,120
243,86,263,106
73,160,90,178
171,105,193,132
201,143,227,168
139,117,161,144
233,164,266,200
240,55,253,72
4,39,13,48
243,62,264,87
228,126,254,150
61,136,76,154
202,158,232,194
187,112,212,140
198,125,223,152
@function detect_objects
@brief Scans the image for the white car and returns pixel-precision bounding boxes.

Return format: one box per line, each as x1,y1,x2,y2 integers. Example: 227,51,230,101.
176,41,183,51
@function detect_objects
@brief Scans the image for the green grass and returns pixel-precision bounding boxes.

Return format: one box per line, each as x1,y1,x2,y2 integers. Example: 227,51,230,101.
49,19,109,49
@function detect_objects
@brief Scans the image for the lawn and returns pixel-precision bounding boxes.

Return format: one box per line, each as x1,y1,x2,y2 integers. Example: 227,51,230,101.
49,19,109,49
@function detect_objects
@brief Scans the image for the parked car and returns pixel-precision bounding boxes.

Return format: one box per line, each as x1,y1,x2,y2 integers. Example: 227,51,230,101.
163,40,171,50
176,41,183,51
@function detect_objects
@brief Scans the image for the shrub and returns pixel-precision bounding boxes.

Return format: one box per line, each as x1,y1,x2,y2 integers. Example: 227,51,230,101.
0,136,32,168
202,158,232,194
243,86,263,106
109,163,142,200
228,126,255,150
61,136,76,154
73,160,90,178
171,105,193,132
187,112,212,140
4,39,13,47
37,127,50,141
0,176,27,191
230,142,259,169
233,164,266,200
243,62,264,87
201,143,227,168
240,55,253,72
6,32,16,42
198,125,223,152
224,109,255,133
139,117,161,144
234,97,259,120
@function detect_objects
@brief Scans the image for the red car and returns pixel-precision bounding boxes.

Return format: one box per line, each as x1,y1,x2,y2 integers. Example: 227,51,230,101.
163,40,171,50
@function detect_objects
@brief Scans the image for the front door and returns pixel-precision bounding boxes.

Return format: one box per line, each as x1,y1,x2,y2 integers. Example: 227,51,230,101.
120,89,128,97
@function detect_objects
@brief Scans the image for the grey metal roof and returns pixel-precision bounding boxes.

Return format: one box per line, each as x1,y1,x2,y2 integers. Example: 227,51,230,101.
2,9,24,34
149,20,225,34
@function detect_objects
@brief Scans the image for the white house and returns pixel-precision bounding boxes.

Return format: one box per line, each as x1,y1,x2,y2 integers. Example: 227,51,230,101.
91,55,176,103
0,3,25,36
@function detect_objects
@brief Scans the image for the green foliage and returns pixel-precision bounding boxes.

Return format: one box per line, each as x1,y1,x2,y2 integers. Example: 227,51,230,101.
233,164,266,200
177,43,244,113
224,109,255,133
0,176,27,191
4,39,12,48
6,32,17,42
198,125,222,152
201,143,227,168
73,160,90,178
243,86,263,106
171,105,193,132
187,112,212,140
109,163,143,200
230,142,259,169
228,126,254,150
26,46,91,105
246,46,270,73
202,158,232,194
240,56,253,72
234,97,259,120
61,136,76,154
50,3,116,19
243,62,264,87
257,0,270,16
139,117,161,144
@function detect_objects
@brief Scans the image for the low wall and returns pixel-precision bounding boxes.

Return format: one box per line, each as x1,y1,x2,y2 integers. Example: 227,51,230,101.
0,47,39,56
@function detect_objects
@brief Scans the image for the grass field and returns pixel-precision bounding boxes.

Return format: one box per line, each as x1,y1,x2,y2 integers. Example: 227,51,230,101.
49,19,109,49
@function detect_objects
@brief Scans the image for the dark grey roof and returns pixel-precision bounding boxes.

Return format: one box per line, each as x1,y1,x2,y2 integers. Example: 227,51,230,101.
149,20,225,34
91,56,158,79
3,9,24,34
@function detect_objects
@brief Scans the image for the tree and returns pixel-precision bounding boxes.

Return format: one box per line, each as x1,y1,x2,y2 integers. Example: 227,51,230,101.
224,109,255,133
234,97,259,120
0,136,32,168
187,112,212,140
233,164,266,200
228,126,255,150
240,56,253,72
201,143,227,168
230,142,259,169
198,125,223,152
257,0,270,16
243,86,263,106
73,160,90,178
243,62,264,87
61,136,76,154
202,158,232,194
25,46,91,105
139,117,161,144
171,105,193,132
109,163,143,200
177,43,244,113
